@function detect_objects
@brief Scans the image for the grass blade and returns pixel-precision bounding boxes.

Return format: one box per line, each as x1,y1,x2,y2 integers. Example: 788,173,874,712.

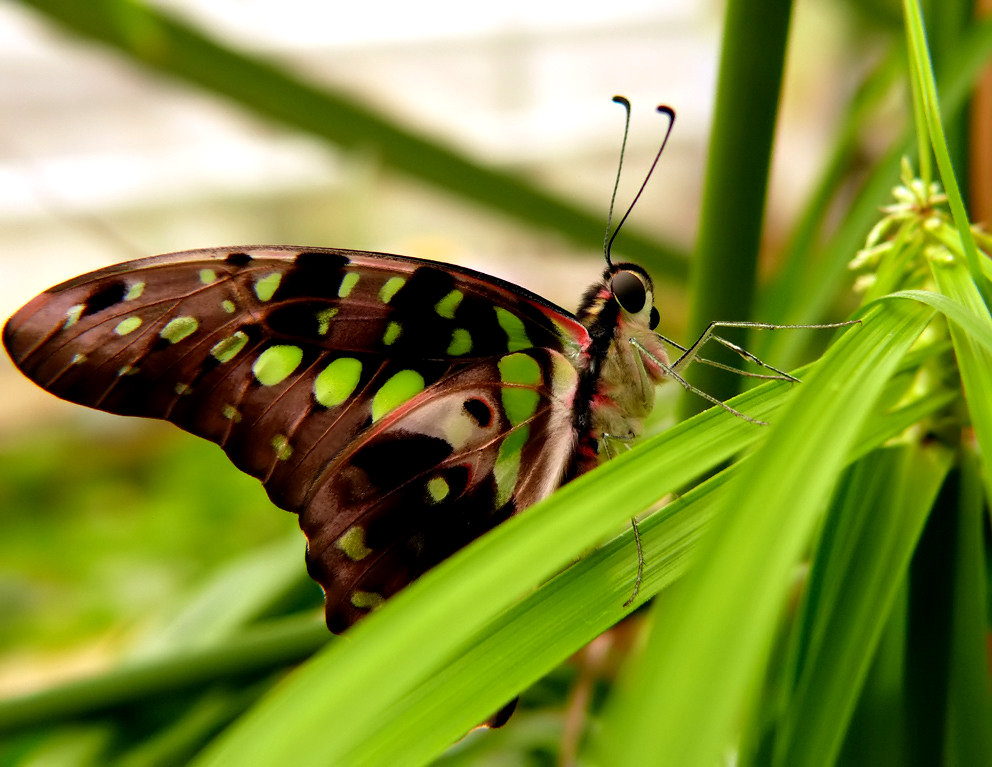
771,444,952,766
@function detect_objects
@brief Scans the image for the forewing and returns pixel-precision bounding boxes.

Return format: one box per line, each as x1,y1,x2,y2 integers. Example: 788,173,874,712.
3,246,588,630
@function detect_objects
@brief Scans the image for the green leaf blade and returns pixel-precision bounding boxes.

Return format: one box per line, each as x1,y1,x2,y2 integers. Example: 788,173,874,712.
774,444,952,766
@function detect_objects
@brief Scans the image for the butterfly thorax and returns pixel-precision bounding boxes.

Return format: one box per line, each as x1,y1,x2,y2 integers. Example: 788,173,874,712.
568,265,669,479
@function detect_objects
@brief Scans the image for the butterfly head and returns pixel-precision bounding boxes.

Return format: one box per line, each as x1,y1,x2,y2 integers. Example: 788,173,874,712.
609,264,661,331
578,263,661,335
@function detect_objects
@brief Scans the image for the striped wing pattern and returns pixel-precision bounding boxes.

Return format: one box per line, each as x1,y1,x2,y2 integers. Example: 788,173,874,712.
3,246,590,631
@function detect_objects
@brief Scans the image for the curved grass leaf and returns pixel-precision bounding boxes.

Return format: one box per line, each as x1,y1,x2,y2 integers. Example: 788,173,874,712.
770,444,952,766
942,451,992,765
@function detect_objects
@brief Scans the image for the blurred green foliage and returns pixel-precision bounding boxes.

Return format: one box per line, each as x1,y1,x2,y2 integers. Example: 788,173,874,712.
0,421,304,650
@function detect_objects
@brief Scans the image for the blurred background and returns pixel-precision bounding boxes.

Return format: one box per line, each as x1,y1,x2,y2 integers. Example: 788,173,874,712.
0,0,909,755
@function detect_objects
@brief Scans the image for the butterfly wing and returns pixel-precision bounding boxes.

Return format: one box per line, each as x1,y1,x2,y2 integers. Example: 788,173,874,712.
4,246,589,630
303,347,579,631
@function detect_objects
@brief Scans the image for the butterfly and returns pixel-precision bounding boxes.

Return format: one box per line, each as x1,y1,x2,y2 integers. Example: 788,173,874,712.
3,244,691,633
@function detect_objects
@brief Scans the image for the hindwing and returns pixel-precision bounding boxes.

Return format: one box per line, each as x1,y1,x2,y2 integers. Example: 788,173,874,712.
303,348,579,631
3,246,590,631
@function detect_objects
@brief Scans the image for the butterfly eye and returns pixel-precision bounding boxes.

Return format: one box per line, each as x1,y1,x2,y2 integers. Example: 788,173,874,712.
649,307,660,330
611,270,647,315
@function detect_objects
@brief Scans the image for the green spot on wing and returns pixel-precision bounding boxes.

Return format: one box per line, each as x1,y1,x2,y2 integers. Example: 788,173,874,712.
200,268,217,284
498,353,541,385
64,304,84,329
160,316,199,344
336,527,372,561
271,434,293,460
314,357,362,408
435,289,463,319
501,387,540,427
316,307,338,335
371,369,425,421
495,307,532,351
125,281,145,301
221,300,236,314
426,476,450,503
252,345,303,386
338,272,359,298
378,276,406,304
211,331,249,363
447,328,472,355
351,591,385,610
383,321,402,346
254,272,282,301
498,353,542,426
495,425,529,507
114,316,142,336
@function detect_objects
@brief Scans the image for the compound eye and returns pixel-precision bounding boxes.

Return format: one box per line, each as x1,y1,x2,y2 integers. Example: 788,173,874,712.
612,270,647,314
649,307,660,330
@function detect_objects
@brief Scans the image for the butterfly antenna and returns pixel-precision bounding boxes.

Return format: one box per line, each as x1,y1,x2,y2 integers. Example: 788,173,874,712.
603,95,632,268
605,105,676,266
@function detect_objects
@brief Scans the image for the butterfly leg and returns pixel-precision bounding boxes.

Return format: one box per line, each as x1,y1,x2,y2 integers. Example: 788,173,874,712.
601,428,645,610
631,319,858,423
629,337,769,424
622,516,644,608
665,319,858,379
655,330,797,382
